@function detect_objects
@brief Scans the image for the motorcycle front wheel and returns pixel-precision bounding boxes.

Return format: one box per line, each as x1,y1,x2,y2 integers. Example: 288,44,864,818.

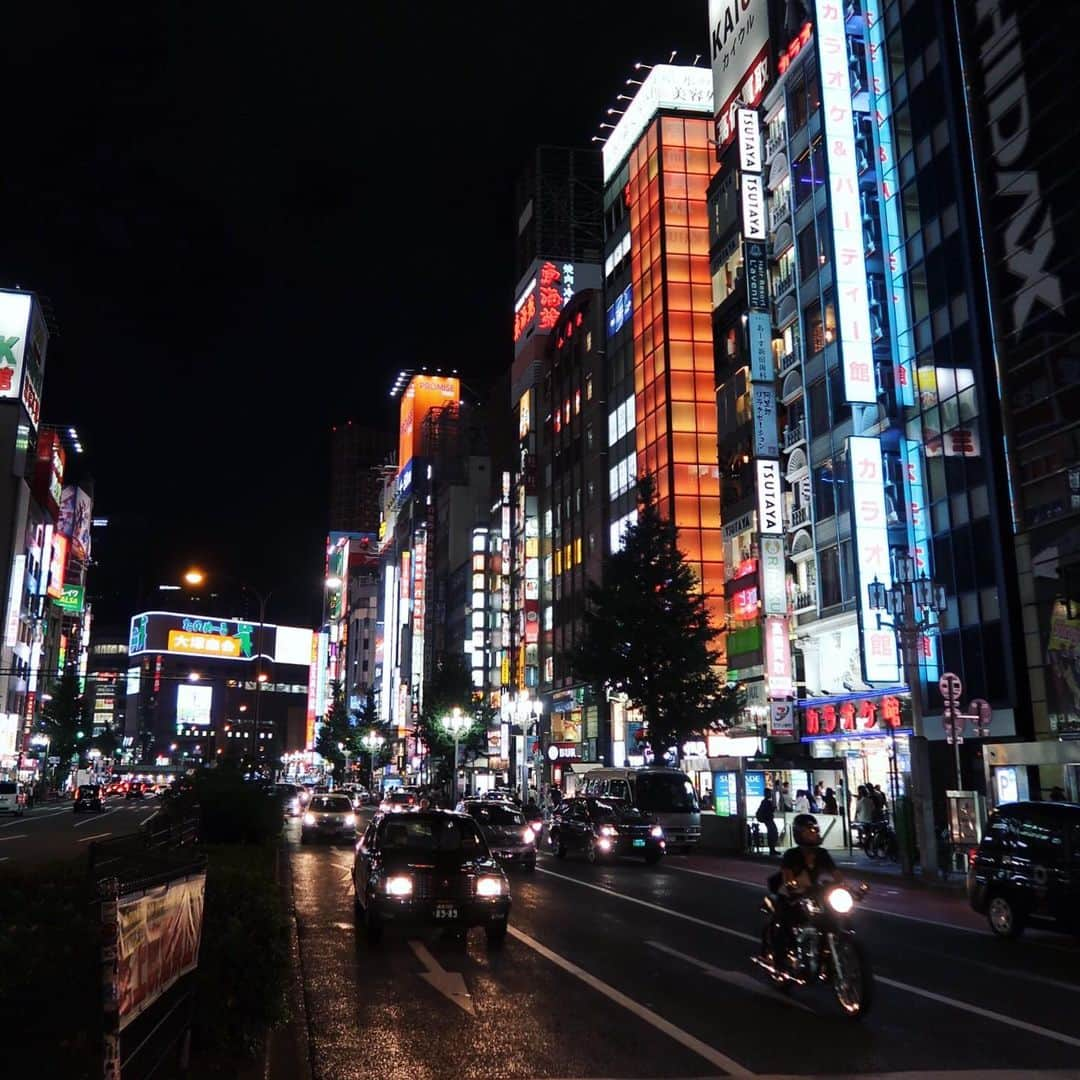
831,936,874,1018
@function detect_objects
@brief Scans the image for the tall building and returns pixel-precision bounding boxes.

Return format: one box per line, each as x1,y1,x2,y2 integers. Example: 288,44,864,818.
599,63,723,768
328,422,393,535
536,289,608,770
699,0,1035,832
956,0,1080,752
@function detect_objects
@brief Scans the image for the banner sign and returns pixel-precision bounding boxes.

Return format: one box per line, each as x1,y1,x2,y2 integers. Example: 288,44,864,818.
744,239,769,311
748,311,773,382
760,534,787,615
756,459,783,534
117,873,206,1031
752,384,778,457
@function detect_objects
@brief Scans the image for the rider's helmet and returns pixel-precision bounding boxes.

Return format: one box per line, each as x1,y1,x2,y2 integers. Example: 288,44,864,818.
793,813,822,846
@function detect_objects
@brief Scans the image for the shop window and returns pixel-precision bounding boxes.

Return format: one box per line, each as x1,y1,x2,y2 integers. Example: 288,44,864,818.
806,63,821,115
806,299,825,355
788,75,807,132
808,378,829,439
815,462,837,519
819,545,842,608
798,226,817,280
793,152,813,206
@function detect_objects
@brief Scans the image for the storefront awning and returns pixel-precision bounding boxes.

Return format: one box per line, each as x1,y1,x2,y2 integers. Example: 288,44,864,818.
568,762,603,774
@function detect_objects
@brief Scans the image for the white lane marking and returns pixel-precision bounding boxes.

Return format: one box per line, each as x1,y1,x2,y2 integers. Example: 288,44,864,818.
408,940,475,1015
875,973,1080,1050
540,865,1080,1050
647,940,813,1012
139,813,158,826
508,925,754,1078
536,865,755,942
0,808,69,828
77,832,112,843
73,808,119,828
0,834,28,841
664,862,986,936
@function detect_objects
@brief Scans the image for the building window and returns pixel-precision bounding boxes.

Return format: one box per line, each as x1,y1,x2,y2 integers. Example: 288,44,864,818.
798,226,817,281
819,546,842,608
815,463,837,519
586,374,593,399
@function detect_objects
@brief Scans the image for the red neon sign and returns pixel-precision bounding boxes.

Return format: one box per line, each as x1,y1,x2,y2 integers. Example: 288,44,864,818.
778,22,814,74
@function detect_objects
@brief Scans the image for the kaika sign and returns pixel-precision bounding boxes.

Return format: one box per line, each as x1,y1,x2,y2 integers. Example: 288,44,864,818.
709,0,771,151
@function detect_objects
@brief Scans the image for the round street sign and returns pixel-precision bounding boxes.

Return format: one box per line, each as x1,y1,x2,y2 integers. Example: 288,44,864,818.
939,672,962,703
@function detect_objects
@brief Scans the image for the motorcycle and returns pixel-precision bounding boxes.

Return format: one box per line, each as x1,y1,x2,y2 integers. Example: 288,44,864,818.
752,878,874,1018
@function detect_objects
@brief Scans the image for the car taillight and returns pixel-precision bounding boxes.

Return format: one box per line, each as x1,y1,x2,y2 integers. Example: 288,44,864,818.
967,847,979,867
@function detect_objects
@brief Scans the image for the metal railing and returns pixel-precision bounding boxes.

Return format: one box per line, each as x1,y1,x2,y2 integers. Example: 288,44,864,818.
783,419,806,449
792,585,817,611
770,200,791,230
778,348,801,376
772,271,795,299
790,504,811,529
765,125,787,160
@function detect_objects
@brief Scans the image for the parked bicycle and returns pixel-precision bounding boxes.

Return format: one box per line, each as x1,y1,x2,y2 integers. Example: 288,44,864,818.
854,818,898,861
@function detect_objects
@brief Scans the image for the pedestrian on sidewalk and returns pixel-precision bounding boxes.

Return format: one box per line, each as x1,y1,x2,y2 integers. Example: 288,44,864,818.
756,790,779,856
822,787,839,815
793,789,811,813
871,785,887,820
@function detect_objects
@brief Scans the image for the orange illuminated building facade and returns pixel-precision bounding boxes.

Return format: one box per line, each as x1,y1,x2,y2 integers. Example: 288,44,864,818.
396,373,460,473
622,115,725,640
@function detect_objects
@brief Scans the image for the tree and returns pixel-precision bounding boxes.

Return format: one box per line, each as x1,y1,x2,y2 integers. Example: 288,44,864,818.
314,680,356,779
572,476,726,760
37,673,88,787
416,654,486,788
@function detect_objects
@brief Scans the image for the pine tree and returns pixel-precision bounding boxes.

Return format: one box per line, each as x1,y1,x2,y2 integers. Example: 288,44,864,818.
415,654,486,787
314,680,356,779
572,477,726,760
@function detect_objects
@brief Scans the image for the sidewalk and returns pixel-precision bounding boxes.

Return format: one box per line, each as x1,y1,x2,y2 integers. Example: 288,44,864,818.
677,849,985,933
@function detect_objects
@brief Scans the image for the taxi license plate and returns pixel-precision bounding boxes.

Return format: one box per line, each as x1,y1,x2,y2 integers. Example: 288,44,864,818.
434,904,458,920
632,838,646,848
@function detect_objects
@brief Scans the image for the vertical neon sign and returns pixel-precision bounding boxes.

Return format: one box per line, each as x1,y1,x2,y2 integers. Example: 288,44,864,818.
816,0,877,404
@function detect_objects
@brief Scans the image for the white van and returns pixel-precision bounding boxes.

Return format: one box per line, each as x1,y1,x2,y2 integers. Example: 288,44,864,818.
0,780,26,816
581,767,701,849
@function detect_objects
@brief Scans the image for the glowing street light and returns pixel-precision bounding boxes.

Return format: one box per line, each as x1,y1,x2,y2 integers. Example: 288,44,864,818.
441,707,473,802
325,576,343,590
183,569,205,586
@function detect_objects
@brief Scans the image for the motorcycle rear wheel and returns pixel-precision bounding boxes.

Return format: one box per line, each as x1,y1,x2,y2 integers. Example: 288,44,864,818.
832,937,874,1018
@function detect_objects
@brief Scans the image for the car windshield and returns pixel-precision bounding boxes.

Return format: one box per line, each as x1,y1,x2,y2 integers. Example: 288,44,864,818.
587,798,645,823
310,796,352,812
636,774,700,813
0,782,17,793
388,791,414,802
470,804,525,827
379,816,486,854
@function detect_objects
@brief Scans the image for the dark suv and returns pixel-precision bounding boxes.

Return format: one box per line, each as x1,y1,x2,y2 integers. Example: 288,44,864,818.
74,784,105,813
968,800,1080,938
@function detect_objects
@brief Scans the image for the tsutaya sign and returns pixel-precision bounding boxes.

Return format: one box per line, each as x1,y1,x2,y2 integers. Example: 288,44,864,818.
815,0,877,405
756,459,783,534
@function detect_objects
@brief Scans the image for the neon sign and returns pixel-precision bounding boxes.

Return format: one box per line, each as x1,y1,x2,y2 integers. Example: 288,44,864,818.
804,694,905,736
816,0,877,404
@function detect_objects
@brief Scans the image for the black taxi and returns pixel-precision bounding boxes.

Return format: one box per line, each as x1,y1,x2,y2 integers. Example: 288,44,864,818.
968,800,1080,938
353,810,511,945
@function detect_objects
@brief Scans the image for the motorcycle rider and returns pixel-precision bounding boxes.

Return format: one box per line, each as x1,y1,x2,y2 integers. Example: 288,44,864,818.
768,813,844,968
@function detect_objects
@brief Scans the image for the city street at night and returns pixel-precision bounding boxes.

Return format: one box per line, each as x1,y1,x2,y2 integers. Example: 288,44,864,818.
286,818,1080,1079
0,798,156,867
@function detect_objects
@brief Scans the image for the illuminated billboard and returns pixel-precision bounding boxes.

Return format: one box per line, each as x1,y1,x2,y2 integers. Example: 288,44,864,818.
816,0,877,405
602,65,713,182
128,612,311,665
708,0,771,151
0,290,33,402
848,436,900,683
176,683,213,728
397,374,460,475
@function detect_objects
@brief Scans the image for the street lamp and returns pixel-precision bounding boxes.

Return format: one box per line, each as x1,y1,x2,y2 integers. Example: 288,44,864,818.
501,691,543,803
337,741,351,786
361,730,385,791
868,559,948,880
441,707,472,803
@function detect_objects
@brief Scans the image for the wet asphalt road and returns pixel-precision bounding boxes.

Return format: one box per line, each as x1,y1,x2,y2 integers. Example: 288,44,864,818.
287,817,1080,1080
0,799,156,866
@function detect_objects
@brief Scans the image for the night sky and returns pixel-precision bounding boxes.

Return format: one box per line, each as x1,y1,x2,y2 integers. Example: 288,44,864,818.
4,1,709,627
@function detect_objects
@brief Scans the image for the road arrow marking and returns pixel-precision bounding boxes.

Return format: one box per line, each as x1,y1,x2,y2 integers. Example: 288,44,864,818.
408,939,475,1015
646,940,813,1011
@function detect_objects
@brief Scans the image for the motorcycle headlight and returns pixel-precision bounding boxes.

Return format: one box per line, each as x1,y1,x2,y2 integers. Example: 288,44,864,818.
522,826,536,844
303,812,316,826
650,825,664,839
599,825,618,837
827,887,854,914
476,876,504,897
344,814,357,827
385,875,413,897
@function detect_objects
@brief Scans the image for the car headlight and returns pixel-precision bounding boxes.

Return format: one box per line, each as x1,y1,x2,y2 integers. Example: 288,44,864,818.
599,825,618,837
344,814,356,827
303,812,316,826
476,876,504,897
522,826,536,844
827,887,854,914
650,825,664,839
385,875,413,896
